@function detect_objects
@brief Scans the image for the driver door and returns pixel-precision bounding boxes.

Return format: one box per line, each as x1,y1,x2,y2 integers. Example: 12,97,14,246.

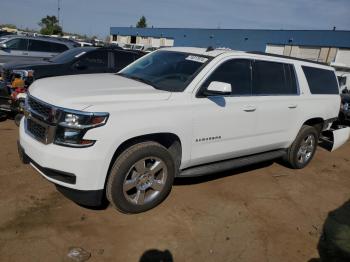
190,58,260,166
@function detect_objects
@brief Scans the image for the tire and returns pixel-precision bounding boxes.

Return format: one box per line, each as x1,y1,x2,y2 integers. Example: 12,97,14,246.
284,125,319,169
106,141,175,214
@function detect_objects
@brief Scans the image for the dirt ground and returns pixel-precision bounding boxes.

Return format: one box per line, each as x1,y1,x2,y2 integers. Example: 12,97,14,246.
0,119,349,262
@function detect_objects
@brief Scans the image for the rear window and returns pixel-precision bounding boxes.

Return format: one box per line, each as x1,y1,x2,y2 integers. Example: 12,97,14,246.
302,66,339,94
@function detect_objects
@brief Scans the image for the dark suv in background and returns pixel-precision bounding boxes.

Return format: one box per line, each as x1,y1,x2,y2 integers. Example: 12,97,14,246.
0,35,79,64
0,46,144,122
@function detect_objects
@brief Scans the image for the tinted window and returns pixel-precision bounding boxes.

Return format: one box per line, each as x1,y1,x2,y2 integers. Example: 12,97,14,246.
252,61,297,95
28,40,51,52
115,51,136,71
78,51,108,68
5,38,28,51
202,59,252,96
49,42,68,53
302,66,339,94
50,47,96,63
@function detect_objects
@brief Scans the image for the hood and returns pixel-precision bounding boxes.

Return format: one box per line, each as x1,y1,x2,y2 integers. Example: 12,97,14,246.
29,73,172,110
3,59,55,70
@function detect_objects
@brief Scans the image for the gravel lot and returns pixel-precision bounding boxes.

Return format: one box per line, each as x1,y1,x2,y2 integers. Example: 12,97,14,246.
0,119,349,262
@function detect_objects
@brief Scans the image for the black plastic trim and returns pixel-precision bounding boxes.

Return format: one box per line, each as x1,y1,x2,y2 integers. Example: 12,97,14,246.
179,149,286,177
55,185,104,206
30,159,76,184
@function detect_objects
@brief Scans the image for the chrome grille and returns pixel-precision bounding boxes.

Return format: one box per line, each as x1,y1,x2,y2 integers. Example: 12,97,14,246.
25,95,58,144
28,96,53,121
26,118,47,141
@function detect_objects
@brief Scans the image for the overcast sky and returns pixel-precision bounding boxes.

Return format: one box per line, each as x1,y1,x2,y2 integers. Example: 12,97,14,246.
1,0,349,38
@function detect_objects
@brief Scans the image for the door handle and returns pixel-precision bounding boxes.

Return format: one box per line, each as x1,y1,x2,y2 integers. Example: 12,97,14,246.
288,105,298,109
243,105,256,112
22,52,29,56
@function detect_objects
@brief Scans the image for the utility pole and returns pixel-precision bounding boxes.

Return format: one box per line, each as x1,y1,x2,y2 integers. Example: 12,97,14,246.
57,0,61,26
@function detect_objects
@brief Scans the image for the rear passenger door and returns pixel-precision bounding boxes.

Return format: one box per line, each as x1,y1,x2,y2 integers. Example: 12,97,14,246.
251,59,300,151
114,51,137,71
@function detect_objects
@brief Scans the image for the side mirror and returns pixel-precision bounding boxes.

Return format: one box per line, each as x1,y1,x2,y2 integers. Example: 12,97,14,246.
204,81,232,96
0,43,7,49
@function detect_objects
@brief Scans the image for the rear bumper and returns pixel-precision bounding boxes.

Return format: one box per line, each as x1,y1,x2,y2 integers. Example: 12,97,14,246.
17,141,104,206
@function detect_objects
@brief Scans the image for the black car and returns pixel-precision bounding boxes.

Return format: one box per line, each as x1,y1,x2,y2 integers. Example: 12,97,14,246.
339,93,350,125
0,46,144,122
1,46,144,80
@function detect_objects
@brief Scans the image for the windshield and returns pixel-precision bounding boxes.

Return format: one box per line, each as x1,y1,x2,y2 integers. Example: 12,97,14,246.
118,50,210,92
49,47,96,63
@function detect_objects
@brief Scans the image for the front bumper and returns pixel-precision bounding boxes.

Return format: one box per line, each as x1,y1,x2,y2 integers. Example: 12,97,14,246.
19,118,110,204
17,138,105,206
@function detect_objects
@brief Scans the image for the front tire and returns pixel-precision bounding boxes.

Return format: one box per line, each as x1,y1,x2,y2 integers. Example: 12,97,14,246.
106,142,175,214
284,125,319,169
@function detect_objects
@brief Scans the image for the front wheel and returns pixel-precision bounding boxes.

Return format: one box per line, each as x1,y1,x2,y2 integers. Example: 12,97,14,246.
284,125,319,169
106,142,175,214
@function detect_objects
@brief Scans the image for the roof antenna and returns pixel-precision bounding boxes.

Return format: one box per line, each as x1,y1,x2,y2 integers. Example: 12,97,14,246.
206,46,214,52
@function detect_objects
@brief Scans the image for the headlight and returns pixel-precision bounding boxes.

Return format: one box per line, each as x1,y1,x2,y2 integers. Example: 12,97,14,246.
54,110,109,147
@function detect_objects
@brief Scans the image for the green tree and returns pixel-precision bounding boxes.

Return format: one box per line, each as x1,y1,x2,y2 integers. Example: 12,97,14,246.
136,16,147,28
38,16,63,35
0,24,17,29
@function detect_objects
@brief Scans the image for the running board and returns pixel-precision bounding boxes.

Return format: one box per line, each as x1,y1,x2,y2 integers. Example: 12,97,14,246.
179,149,286,177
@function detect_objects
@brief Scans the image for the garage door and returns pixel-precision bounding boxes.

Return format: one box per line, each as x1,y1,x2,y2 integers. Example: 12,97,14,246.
298,47,320,61
266,45,284,55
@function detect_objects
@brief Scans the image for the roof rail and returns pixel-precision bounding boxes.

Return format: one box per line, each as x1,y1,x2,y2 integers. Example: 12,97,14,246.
246,51,328,66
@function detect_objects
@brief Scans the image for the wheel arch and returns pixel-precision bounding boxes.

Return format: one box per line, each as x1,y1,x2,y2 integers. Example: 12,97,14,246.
105,132,183,187
302,117,325,134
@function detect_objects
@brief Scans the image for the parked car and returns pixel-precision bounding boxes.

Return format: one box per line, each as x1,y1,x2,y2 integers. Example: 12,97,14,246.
339,94,350,125
0,46,144,122
0,35,80,64
18,47,350,213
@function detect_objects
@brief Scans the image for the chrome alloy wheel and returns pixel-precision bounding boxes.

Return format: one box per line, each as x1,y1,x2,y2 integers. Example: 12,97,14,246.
297,134,316,164
123,157,168,205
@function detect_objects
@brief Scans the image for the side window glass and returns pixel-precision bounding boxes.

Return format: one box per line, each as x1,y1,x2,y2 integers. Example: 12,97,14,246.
77,51,108,68
5,38,28,51
252,60,297,95
28,40,51,52
116,51,135,70
302,66,339,94
50,43,68,53
202,59,252,96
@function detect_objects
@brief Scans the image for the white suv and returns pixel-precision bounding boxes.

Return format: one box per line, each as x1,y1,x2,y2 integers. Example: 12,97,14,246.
18,47,350,213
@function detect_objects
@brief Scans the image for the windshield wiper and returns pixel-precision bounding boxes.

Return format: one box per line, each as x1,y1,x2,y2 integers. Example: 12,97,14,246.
117,73,159,90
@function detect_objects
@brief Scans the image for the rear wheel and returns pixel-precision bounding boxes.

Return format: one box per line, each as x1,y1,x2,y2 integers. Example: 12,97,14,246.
284,125,319,169
106,142,175,214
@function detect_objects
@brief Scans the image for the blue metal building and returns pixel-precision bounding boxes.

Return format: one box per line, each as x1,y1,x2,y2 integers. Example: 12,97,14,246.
110,27,350,51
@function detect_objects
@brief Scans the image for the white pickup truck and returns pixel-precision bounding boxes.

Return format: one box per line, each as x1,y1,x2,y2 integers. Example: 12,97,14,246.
18,47,350,213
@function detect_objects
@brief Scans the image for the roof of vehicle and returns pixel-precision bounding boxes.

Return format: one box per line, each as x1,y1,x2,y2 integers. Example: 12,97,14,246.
160,46,332,68
3,35,79,47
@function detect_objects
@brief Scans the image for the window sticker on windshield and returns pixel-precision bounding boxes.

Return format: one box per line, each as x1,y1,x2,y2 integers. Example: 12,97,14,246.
75,52,86,58
185,55,208,63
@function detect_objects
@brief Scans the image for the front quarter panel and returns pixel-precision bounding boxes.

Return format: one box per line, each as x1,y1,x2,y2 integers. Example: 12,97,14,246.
83,93,193,187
